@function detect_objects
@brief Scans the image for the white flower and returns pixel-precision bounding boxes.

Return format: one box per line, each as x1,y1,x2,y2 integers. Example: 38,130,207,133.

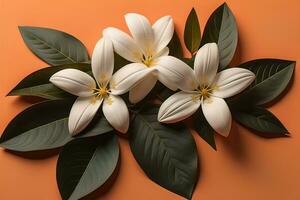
103,13,193,103
50,38,140,135
158,43,255,137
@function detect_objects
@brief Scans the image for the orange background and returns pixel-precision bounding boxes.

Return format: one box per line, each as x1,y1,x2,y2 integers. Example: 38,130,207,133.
1,0,300,199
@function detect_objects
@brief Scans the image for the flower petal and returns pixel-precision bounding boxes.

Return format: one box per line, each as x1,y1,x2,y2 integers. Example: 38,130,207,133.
155,56,197,91
125,13,154,55
154,47,169,58
129,73,157,103
158,91,200,123
92,38,114,85
194,43,219,85
50,69,95,97
212,68,255,98
152,15,174,53
202,96,231,137
103,27,142,63
68,97,102,135
110,63,156,95
102,94,129,133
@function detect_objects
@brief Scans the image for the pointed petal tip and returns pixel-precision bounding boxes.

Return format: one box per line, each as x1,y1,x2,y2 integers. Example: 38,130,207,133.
102,95,129,134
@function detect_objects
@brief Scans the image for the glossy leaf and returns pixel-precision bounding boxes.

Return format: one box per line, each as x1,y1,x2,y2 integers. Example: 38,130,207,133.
236,59,295,105
201,3,238,70
184,8,201,54
0,100,113,151
7,63,91,100
230,106,288,137
57,133,119,200
129,106,198,199
168,30,183,58
193,109,216,150
19,26,89,65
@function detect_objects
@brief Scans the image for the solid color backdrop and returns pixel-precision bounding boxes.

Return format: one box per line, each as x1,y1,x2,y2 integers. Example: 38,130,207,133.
0,0,300,199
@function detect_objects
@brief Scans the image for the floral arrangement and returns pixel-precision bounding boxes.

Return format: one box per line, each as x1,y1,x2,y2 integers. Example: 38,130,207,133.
1,3,295,200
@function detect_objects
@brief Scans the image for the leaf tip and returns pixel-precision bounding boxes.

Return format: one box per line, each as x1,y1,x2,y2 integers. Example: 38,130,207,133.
222,2,229,8
6,89,15,97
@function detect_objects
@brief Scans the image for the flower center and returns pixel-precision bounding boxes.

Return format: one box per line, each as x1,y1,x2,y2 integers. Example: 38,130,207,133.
197,85,213,100
142,54,153,67
93,86,109,99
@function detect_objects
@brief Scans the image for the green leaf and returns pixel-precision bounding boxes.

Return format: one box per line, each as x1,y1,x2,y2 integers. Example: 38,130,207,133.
168,31,183,58
184,8,201,54
19,26,89,65
193,109,216,150
113,52,130,72
7,63,91,100
129,106,198,199
201,3,238,70
230,106,288,137
57,133,119,200
235,59,295,105
0,100,113,152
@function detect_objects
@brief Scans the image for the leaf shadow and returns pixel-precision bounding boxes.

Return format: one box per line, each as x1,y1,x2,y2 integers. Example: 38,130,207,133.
4,148,60,159
82,154,121,200
230,37,243,67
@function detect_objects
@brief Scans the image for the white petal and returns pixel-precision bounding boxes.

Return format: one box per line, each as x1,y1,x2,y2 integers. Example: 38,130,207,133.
50,69,95,97
68,97,102,135
125,13,154,56
202,96,231,137
129,73,157,103
154,47,169,58
102,95,129,133
194,43,219,85
155,56,197,91
110,63,156,95
92,38,114,85
152,15,174,53
103,27,142,63
212,68,255,98
158,91,200,123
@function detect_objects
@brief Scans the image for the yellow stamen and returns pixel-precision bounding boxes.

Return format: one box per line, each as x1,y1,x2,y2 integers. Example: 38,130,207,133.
198,85,213,100
99,87,108,96
93,86,109,99
200,88,209,97
142,55,153,67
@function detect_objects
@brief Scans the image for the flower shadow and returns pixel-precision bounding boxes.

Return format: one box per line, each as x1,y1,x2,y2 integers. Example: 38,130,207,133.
218,121,249,163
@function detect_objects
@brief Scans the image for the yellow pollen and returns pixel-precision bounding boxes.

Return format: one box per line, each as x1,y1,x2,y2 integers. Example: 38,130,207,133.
142,55,153,67
106,97,113,105
196,85,213,100
200,88,209,97
93,86,109,98
99,87,108,96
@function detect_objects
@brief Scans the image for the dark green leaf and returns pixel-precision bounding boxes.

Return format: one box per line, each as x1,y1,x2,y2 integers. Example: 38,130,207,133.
57,133,119,200
19,26,89,65
0,100,113,151
184,8,201,54
7,63,91,100
129,106,198,199
230,106,288,137
113,52,130,72
235,59,295,105
201,3,238,70
155,82,175,101
168,31,183,58
193,109,216,150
